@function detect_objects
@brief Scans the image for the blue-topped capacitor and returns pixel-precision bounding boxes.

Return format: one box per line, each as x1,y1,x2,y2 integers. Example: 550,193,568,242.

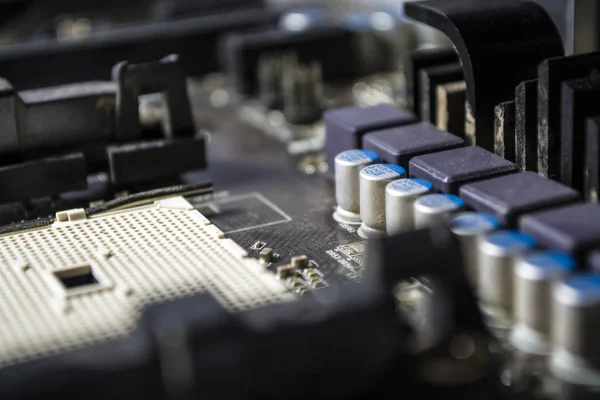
385,178,433,235
551,274,600,385
358,163,406,238
413,193,463,229
511,251,575,355
450,212,500,286
478,231,536,319
334,149,380,225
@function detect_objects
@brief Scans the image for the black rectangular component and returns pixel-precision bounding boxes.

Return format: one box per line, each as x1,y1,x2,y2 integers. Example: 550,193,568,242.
586,116,600,201
0,9,280,90
538,51,600,179
515,80,538,172
560,77,600,190
0,153,87,203
362,122,464,169
520,202,600,259
494,101,516,163
107,137,206,185
222,25,389,95
324,104,417,171
459,171,580,227
404,47,458,116
418,63,464,124
409,146,518,194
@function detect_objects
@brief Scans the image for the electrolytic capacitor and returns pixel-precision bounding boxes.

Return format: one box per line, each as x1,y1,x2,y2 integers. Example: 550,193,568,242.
449,212,500,286
511,251,574,355
551,274,600,386
385,178,433,235
358,163,406,238
477,231,535,319
413,193,463,229
333,149,380,225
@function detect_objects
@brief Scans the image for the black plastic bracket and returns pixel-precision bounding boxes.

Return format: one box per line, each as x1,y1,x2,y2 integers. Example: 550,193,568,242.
0,153,88,204
404,0,564,152
107,136,206,185
112,54,195,142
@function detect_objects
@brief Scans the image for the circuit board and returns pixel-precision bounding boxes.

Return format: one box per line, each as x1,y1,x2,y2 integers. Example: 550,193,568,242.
3,1,600,399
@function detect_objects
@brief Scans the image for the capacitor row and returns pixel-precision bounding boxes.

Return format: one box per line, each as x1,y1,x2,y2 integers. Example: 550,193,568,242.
333,148,600,386
333,149,463,237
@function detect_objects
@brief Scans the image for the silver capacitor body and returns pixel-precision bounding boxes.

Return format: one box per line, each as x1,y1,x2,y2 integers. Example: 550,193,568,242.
478,231,535,320
413,193,464,229
358,163,406,238
449,212,500,286
551,275,600,386
333,150,380,225
511,251,574,355
385,178,433,235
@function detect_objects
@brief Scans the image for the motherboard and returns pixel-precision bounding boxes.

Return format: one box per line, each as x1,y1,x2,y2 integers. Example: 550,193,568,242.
1,1,600,399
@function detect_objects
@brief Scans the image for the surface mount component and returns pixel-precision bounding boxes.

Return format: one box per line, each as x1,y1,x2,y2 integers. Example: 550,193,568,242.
405,0,564,152
358,164,406,238
409,146,518,194
413,193,463,229
512,251,575,355
551,274,600,385
362,122,463,169
459,171,580,227
0,196,293,366
478,231,536,320
449,212,500,286
334,149,380,225
520,202,600,261
385,178,433,235
324,104,416,171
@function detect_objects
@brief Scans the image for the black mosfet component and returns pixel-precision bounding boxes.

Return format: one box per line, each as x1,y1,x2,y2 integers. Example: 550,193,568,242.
409,146,518,194
520,202,600,260
362,122,463,169
459,171,580,227
324,104,417,172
